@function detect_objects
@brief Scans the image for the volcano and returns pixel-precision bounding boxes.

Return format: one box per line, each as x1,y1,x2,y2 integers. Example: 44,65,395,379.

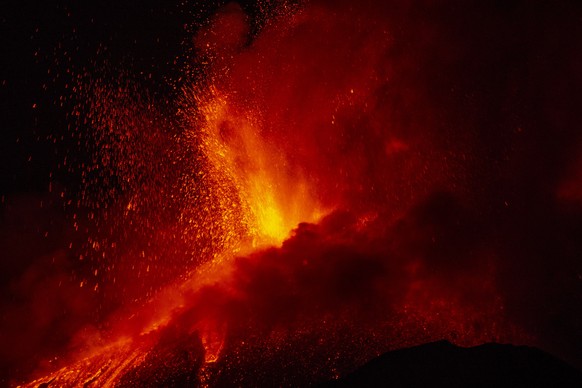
324,341,582,387
2,0,582,386
20,340,582,387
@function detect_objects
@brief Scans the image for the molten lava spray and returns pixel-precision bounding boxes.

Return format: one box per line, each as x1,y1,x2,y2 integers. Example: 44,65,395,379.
2,0,582,386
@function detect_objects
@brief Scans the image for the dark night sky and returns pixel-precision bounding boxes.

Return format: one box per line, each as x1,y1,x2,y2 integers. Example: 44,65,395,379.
1,1,194,195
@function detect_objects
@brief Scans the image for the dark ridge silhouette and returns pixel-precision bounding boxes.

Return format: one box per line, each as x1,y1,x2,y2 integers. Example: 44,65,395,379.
321,340,582,388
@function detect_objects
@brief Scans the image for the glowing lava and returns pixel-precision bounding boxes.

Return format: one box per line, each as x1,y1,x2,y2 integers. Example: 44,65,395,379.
184,86,327,248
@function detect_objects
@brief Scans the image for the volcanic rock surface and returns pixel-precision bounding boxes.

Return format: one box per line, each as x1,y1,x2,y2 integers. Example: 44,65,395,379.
323,340,582,388
25,339,581,387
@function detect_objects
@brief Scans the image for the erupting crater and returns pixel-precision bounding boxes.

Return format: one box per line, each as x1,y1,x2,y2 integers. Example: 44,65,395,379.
3,0,582,386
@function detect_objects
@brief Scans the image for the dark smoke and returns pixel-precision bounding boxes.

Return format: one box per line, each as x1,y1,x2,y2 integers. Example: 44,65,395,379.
181,0,582,372
184,0,582,367
0,192,98,381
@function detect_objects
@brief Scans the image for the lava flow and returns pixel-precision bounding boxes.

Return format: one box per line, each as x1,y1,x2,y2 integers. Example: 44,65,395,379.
3,0,582,386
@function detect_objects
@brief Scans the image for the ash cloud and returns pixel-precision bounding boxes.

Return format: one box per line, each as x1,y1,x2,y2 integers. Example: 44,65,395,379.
161,193,516,384
178,194,497,329
181,0,582,368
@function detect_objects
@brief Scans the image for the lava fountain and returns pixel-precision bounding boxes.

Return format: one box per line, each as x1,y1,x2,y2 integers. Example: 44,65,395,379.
4,0,582,386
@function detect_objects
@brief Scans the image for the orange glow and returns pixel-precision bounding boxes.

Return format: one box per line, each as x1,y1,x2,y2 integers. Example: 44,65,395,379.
185,87,328,248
